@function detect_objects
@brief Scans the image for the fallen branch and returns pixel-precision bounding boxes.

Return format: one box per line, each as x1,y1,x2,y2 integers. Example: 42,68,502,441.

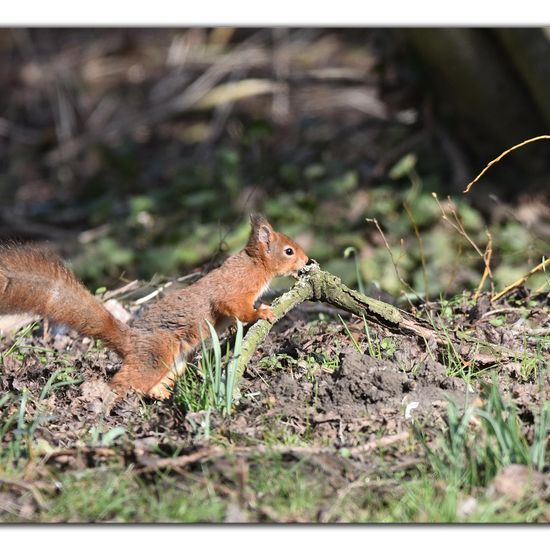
491,256,550,302
0,477,47,509
135,430,411,473
234,261,521,399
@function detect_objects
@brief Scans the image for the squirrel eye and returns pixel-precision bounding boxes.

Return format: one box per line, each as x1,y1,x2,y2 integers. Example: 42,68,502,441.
284,247,294,256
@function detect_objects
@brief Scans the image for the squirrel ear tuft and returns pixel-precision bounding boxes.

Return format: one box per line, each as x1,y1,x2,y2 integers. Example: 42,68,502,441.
249,213,273,250
250,213,270,228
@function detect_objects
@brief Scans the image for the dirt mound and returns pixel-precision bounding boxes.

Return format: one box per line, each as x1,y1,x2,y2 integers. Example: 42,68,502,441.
318,348,466,417
237,343,468,446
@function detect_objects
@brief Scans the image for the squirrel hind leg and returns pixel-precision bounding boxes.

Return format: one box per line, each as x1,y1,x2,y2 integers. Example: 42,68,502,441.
110,335,192,400
144,352,188,400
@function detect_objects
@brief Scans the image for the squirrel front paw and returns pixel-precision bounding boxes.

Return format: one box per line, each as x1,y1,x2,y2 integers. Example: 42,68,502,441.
257,303,277,323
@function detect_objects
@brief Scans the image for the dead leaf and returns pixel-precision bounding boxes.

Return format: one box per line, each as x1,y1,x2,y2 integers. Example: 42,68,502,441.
0,313,38,334
103,299,132,324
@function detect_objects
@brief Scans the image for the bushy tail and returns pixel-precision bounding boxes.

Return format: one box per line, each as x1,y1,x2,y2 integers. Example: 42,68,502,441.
0,245,131,356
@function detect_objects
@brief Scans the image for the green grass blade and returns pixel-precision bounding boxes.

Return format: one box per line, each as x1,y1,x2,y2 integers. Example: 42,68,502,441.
206,320,222,404
226,319,244,415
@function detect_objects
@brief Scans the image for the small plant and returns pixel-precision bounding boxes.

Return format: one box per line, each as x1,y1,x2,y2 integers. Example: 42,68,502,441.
380,337,396,358
338,314,397,361
362,316,381,359
258,351,338,383
344,246,366,294
518,334,546,382
338,315,362,354
175,319,244,416
0,322,39,361
424,308,472,381
0,367,81,464
257,354,292,374
415,378,550,492
87,425,126,447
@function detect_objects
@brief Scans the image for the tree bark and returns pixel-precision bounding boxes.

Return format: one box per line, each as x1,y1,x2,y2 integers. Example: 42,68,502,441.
401,28,550,179
495,28,550,130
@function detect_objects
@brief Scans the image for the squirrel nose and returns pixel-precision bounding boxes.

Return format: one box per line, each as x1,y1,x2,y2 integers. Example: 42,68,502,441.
305,258,315,266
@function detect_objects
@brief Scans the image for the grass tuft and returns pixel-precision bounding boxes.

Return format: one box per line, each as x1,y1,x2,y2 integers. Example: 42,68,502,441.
174,319,244,417
415,377,550,491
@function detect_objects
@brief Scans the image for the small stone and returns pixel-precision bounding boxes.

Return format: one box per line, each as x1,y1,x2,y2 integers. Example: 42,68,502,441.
488,464,547,502
224,502,249,523
457,496,478,519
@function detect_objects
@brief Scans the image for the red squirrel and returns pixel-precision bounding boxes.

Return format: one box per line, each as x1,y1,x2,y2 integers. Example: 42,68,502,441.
0,215,308,399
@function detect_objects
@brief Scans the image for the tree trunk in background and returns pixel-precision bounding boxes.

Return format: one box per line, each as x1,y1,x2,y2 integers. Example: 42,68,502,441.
495,28,550,130
402,28,550,184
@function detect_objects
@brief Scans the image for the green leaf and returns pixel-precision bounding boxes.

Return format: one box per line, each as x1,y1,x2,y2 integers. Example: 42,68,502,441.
389,153,417,179
101,426,126,446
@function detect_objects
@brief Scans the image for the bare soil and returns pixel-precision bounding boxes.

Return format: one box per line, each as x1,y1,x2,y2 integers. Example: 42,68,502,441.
1,286,549,520
2,287,548,448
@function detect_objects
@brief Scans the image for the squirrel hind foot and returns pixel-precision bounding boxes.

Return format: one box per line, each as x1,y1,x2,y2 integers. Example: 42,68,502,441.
143,352,188,400
110,362,177,400
110,335,190,400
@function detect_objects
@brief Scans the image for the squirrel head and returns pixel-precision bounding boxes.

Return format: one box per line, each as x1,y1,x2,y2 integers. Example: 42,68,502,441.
245,214,309,278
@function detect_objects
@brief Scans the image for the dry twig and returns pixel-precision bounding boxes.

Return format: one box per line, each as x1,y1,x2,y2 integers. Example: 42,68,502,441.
464,135,550,194
492,257,550,302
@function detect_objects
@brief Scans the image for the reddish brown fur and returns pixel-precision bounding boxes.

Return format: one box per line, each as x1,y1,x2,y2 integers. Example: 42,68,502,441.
0,216,308,399
0,245,132,355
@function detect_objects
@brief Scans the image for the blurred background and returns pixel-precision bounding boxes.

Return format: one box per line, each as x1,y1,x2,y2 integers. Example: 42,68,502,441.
0,28,549,299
